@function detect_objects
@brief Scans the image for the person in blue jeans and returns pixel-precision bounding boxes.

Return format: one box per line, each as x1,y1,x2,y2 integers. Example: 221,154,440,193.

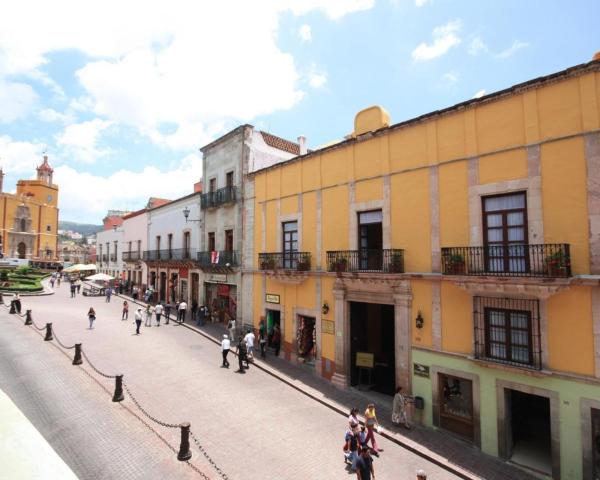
355,446,375,480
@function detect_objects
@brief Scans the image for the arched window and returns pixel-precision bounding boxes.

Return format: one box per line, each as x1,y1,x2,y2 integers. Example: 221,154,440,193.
20,218,27,232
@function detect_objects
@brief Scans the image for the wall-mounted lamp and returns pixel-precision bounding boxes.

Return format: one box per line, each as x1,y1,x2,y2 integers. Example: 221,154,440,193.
322,301,330,315
183,206,201,223
415,311,424,329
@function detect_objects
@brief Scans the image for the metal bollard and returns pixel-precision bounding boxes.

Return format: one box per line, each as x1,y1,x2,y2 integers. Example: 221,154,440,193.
44,323,53,341
112,375,124,402
9,300,16,314
72,343,83,365
416,470,427,480
177,422,192,461
24,310,33,325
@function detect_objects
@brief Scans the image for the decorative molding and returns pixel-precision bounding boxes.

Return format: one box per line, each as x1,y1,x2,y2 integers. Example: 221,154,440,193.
454,279,569,299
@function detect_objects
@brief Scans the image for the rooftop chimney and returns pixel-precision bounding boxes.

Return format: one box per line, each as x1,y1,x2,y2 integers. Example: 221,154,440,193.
297,136,307,155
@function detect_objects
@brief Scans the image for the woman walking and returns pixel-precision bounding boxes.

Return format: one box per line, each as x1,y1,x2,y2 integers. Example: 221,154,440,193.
348,407,360,430
392,386,411,429
144,304,153,327
87,307,96,329
122,300,129,320
364,403,382,452
13,293,22,314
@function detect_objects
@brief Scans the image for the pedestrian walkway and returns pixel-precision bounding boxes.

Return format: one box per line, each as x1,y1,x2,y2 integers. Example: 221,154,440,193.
0,389,78,480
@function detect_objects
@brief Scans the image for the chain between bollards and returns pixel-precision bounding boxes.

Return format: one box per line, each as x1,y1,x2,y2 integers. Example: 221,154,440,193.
44,322,53,341
72,343,83,365
112,375,124,402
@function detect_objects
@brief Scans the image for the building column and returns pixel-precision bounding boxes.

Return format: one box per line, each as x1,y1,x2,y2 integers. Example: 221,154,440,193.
331,281,349,388
393,280,413,392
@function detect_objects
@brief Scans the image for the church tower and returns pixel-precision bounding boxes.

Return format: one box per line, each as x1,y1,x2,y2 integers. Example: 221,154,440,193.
36,155,54,185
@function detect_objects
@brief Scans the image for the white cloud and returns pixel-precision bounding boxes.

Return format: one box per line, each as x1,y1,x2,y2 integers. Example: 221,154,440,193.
56,119,113,163
442,71,459,85
468,36,488,55
299,24,312,42
0,80,38,122
412,19,462,61
495,40,529,59
38,108,72,124
53,153,202,222
415,0,429,6
0,135,44,174
308,72,327,88
473,89,486,99
286,0,374,19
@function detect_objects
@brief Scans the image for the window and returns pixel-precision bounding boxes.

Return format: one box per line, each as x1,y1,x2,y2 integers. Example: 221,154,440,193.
128,241,132,253
226,171,234,187
156,236,161,251
137,240,141,253
282,221,298,269
439,373,474,441
208,232,215,252
168,233,173,258
209,178,216,192
358,210,383,270
20,218,27,232
482,192,528,273
474,297,541,369
225,229,233,252
46,225,51,232
183,231,191,258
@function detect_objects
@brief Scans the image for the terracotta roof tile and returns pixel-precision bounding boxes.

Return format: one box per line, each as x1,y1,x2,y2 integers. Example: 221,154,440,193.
260,131,301,155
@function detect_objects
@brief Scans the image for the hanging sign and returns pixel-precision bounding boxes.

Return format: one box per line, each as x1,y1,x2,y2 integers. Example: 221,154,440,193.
413,363,430,378
265,293,280,304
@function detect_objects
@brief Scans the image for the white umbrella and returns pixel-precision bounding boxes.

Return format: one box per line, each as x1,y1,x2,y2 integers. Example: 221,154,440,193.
85,273,114,281
64,263,97,273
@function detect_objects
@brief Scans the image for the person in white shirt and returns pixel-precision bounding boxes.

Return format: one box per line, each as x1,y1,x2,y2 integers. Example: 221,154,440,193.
134,308,143,335
221,334,231,368
244,330,256,359
154,303,164,326
178,300,187,324
145,304,153,327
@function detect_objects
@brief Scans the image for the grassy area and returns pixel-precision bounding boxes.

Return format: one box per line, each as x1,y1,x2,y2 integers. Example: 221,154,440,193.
0,266,51,293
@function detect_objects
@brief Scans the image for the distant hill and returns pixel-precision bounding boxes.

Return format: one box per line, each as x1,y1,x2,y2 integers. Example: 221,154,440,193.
59,221,103,236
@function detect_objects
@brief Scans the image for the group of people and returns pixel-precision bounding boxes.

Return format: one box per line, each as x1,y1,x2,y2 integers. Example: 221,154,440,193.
128,300,187,335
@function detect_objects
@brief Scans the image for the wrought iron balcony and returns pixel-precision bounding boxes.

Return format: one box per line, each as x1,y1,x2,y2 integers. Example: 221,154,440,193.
101,254,108,262
143,248,197,262
326,249,404,273
197,250,239,267
441,244,571,278
201,186,238,209
110,254,117,262
258,252,312,271
122,251,141,262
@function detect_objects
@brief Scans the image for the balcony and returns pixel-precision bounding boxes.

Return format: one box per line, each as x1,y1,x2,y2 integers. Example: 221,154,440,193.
326,249,404,273
102,254,108,262
143,248,197,262
441,244,571,278
110,253,117,262
259,252,311,271
201,186,237,209
122,251,141,262
197,250,239,268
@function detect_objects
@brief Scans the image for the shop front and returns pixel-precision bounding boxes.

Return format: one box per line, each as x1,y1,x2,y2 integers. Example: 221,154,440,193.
205,281,237,324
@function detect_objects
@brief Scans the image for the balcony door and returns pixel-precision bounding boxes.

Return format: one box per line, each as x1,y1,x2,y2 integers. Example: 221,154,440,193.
358,210,383,270
483,192,528,274
282,221,298,269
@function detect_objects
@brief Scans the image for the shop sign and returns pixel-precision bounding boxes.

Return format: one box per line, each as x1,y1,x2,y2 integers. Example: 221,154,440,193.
217,284,230,296
321,319,335,335
413,363,430,378
355,352,374,369
207,273,227,283
265,293,280,304
180,267,188,278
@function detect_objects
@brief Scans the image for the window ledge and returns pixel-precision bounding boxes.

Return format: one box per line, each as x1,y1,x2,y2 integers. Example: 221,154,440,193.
468,357,546,377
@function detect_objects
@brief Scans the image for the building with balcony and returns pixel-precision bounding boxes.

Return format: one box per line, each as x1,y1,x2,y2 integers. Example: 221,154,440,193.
243,53,600,479
96,211,127,279
199,125,299,324
0,155,59,265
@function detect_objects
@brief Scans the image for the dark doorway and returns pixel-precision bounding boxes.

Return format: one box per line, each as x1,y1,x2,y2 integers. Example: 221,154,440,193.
438,373,474,441
191,273,199,306
592,408,600,479
358,210,383,270
266,309,281,348
297,315,316,362
159,272,167,302
350,302,395,395
507,389,552,475
17,242,26,259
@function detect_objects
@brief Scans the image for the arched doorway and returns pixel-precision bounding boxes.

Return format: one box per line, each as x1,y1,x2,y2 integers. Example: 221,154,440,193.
17,242,27,259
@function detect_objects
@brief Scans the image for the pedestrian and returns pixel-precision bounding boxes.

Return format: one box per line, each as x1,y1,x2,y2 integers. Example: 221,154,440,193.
355,445,375,480
221,334,230,368
178,299,187,324
105,286,112,303
259,326,267,358
364,404,382,452
349,407,360,430
196,304,205,327
235,335,248,373
244,329,255,360
191,299,198,322
145,304,153,327
155,302,163,326
56,275,61,287
164,301,171,325
227,317,236,341
134,307,143,335
271,324,281,356
132,285,139,301
122,300,129,320
50,276,55,288
344,426,360,473
87,307,96,329
76,279,82,294
70,282,76,298
12,293,22,314
392,386,411,429
118,281,124,295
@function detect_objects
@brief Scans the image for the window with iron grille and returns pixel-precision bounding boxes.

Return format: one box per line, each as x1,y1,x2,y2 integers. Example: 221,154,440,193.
474,297,541,370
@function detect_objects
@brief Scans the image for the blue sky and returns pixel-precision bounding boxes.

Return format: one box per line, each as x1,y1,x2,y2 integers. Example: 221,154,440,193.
0,0,598,223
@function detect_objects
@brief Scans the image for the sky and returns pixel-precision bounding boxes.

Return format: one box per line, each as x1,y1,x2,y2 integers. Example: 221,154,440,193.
0,0,598,223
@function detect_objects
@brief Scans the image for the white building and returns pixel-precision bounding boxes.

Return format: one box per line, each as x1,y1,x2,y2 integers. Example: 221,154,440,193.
96,225,124,279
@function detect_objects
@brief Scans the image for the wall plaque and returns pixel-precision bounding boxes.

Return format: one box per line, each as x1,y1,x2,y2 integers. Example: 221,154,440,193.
321,319,335,335
265,293,280,304
413,363,430,378
356,352,374,369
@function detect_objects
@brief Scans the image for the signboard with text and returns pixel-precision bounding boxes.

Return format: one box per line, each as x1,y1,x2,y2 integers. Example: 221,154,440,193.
265,294,280,304
356,352,374,369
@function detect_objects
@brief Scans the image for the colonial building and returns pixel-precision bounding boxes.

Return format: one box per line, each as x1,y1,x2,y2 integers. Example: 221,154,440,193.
96,211,128,279
0,155,59,264
243,53,600,479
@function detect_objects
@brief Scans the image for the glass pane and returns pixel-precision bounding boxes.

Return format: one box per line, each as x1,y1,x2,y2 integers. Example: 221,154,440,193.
359,210,383,225
508,244,525,256
489,343,506,359
508,227,524,241
507,212,524,226
283,222,297,232
508,257,526,272
488,311,505,326
487,229,504,242
511,346,530,363
489,327,506,342
510,313,529,329
441,376,473,419
486,214,503,227
484,193,525,212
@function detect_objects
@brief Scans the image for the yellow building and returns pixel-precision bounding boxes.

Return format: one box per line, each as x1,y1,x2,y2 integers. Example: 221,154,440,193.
0,155,59,263
245,54,600,479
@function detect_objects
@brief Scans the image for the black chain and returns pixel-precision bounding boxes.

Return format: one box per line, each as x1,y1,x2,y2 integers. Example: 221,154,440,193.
81,348,116,379
31,320,46,331
122,382,180,428
190,430,229,480
53,331,76,350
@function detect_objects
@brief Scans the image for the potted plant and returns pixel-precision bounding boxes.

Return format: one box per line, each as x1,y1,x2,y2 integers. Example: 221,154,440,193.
389,253,403,273
296,257,310,271
545,251,569,277
333,257,347,273
447,254,466,275
260,257,275,270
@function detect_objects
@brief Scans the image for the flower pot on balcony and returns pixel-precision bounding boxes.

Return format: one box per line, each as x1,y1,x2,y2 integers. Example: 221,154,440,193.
296,261,310,272
545,252,569,277
260,259,275,270
334,259,347,273
447,254,466,275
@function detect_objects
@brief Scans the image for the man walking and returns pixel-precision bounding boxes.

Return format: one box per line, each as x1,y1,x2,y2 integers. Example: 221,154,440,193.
105,286,112,303
178,299,187,324
134,307,143,335
164,301,171,325
76,279,82,294
70,282,76,298
221,334,230,368
235,335,248,373
155,302,163,326
355,446,375,480
244,329,255,360
196,304,205,327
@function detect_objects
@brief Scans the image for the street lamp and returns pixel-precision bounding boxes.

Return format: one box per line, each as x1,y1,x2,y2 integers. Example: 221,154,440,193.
183,206,201,223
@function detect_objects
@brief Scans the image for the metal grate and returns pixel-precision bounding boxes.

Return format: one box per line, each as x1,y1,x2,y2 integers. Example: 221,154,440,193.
258,252,311,271
326,249,404,273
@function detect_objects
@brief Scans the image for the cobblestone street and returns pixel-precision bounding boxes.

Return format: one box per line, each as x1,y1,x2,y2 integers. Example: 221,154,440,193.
0,285,462,480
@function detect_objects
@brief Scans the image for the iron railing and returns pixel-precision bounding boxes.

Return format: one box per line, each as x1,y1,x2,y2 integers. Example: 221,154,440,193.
110,254,117,262
122,251,141,262
473,296,542,370
326,249,404,273
201,186,238,209
197,250,239,267
441,244,571,278
258,252,312,271
101,254,108,262
143,248,197,261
